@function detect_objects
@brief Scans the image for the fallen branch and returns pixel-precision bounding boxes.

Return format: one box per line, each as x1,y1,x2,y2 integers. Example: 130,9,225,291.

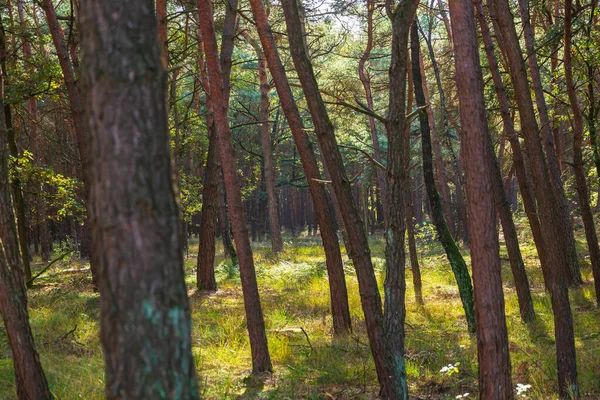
27,250,74,286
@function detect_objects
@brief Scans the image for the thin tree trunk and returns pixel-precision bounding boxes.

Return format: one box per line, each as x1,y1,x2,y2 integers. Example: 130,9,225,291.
489,0,579,395
477,0,548,281
359,0,387,219
418,52,455,236
411,24,476,333
197,130,219,291
283,0,418,396
41,0,97,284
197,0,272,373
0,19,52,399
241,30,284,253
247,0,351,336
404,59,423,306
446,3,513,395
516,0,581,286
564,0,600,305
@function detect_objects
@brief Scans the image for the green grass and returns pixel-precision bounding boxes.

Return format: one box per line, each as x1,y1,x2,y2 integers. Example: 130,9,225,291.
1,228,600,399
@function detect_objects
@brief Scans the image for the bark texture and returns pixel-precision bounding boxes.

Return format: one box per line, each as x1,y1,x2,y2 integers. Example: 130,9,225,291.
197,0,272,373
79,1,200,397
283,0,418,396
247,0,351,335
447,2,513,396
410,24,476,333
488,0,579,395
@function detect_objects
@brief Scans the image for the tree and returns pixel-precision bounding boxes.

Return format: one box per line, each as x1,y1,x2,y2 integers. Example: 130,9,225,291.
446,1,513,395
197,0,272,373
239,30,284,254
79,0,200,396
282,0,418,395
247,0,352,336
488,0,579,394
564,0,600,305
410,23,476,333
0,14,52,399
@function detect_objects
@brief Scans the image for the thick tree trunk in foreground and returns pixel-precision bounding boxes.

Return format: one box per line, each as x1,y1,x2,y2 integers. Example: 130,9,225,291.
247,0,351,336
197,0,272,373
0,20,52,399
80,1,199,397
489,0,579,395
447,4,513,397
564,0,600,305
411,25,476,333
283,0,418,395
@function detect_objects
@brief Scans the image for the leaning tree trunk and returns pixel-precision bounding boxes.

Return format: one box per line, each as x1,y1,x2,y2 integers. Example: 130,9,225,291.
195,0,238,284
516,0,581,286
0,18,52,399
489,0,579,395
476,0,548,286
241,30,284,253
79,0,200,397
564,0,600,305
446,6,513,396
41,0,97,285
410,24,476,333
358,0,387,221
197,0,272,373
247,0,351,336
283,0,419,396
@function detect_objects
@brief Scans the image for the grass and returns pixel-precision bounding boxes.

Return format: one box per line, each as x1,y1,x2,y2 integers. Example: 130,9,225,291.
1,225,600,399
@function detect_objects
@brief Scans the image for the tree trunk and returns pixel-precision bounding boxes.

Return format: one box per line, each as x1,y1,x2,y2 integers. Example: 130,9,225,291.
418,52,455,236
197,0,272,373
283,0,419,396
41,0,97,286
411,24,476,333
477,0,548,284
489,0,579,395
241,31,284,253
197,130,219,291
247,0,351,336
404,50,423,306
447,3,513,395
564,0,600,305
359,0,387,220
0,19,52,399
516,0,581,286
80,1,199,397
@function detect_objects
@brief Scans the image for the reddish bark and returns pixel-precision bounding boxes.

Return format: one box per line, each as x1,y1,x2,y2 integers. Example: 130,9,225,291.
247,0,351,335
358,0,387,218
474,0,535,323
489,0,579,395
448,0,513,395
516,0,581,286
240,30,284,253
564,0,600,306
283,0,418,396
41,0,97,284
197,0,272,373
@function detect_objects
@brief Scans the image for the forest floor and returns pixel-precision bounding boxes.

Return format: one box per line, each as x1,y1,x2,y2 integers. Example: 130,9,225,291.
1,220,600,399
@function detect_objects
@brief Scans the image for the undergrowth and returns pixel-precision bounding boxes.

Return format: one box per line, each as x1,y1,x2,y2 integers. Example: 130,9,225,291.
1,225,599,399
